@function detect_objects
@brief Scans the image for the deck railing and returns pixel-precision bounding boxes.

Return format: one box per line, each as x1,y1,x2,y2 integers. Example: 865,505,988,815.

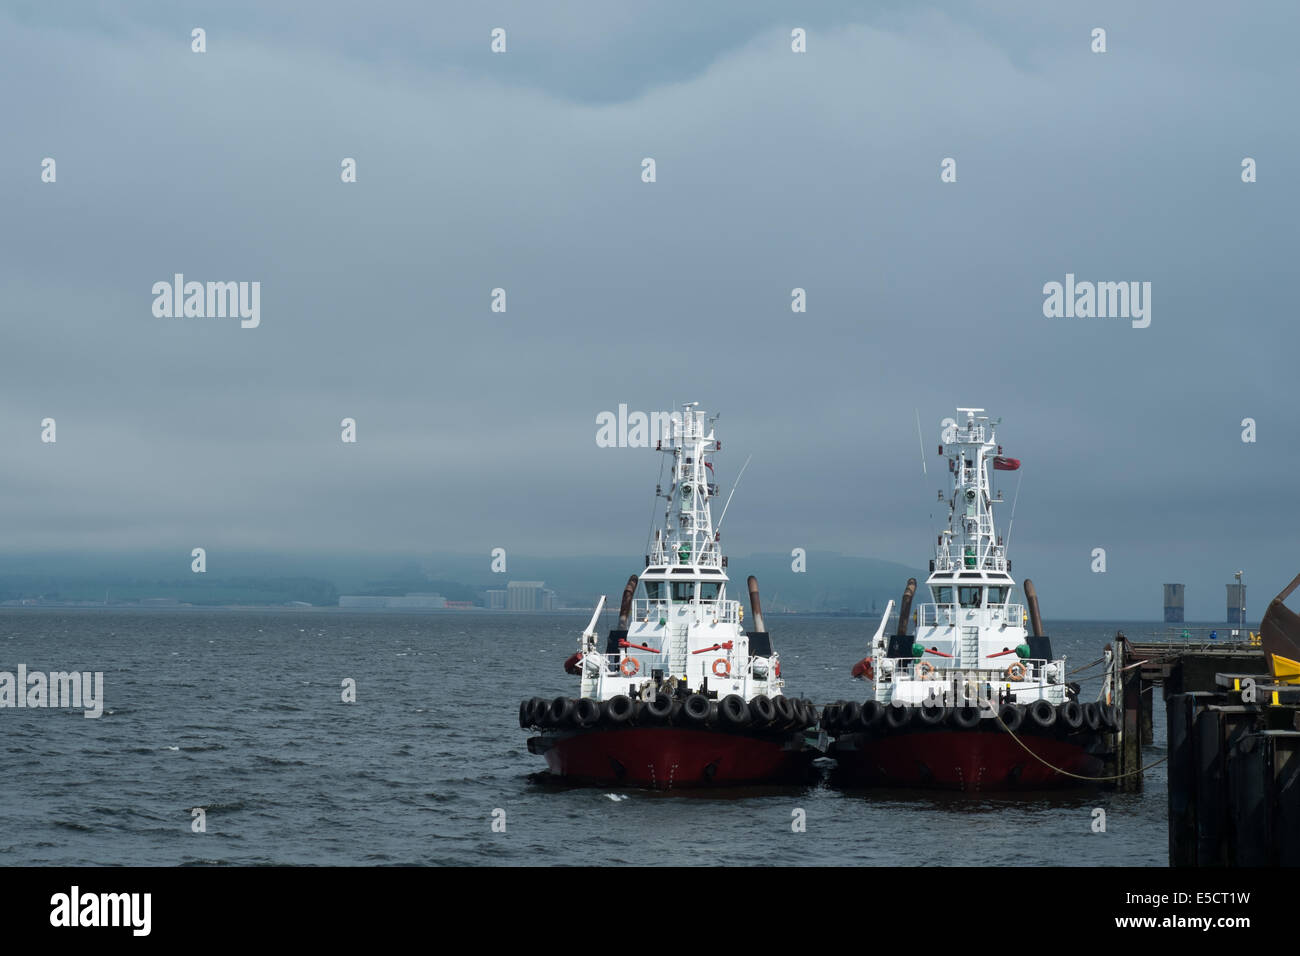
594,648,771,684
880,657,1054,699
628,598,739,624
648,546,724,568
914,603,1026,627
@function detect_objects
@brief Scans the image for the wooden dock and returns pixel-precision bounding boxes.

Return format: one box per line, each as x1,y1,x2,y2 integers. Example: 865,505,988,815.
1106,634,1268,793
1120,635,1267,740
1166,675,1300,866
1090,632,1299,862
1123,636,1268,695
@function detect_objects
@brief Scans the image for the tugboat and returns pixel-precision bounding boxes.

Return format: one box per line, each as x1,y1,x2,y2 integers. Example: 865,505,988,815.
825,408,1119,790
519,404,819,789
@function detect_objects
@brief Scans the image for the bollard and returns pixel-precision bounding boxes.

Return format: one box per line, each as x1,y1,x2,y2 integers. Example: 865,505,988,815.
1119,649,1144,793
1194,705,1259,866
1228,732,1271,865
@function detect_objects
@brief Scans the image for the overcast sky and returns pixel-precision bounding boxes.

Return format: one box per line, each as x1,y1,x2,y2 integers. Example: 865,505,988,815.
1,1,1296,618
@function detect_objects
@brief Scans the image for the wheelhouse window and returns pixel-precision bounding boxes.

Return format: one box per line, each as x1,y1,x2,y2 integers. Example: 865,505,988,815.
986,586,1009,605
932,585,953,604
958,586,982,608
698,582,720,601
643,581,665,601
671,581,695,602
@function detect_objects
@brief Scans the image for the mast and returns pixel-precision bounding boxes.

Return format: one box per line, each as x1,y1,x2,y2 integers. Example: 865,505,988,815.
935,408,1008,575
651,403,723,572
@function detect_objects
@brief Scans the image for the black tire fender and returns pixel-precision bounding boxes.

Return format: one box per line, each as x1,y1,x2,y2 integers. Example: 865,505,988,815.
574,697,601,727
1027,698,1056,729
858,700,884,731
950,705,981,729
1101,703,1121,731
998,703,1025,732
683,693,711,724
1059,699,1084,730
1082,701,1101,731
603,694,634,725
885,703,912,730
841,701,863,729
550,697,576,727
644,693,674,723
918,702,947,726
719,694,749,727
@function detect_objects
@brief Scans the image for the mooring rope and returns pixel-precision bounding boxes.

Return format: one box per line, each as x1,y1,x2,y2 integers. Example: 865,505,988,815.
1067,656,1106,676
989,705,1168,781
1069,672,1110,684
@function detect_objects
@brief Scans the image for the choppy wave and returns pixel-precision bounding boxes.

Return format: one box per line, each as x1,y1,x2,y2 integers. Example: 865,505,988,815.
0,610,1167,865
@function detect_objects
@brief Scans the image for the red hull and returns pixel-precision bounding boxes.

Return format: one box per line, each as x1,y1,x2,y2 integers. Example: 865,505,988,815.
531,727,814,790
830,729,1106,791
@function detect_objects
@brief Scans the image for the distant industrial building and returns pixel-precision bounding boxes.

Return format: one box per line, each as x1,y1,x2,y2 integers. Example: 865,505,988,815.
386,593,446,609
1226,582,1247,625
505,581,557,611
486,589,506,609
339,593,445,609
1163,583,1185,623
507,581,544,610
338,595,388,608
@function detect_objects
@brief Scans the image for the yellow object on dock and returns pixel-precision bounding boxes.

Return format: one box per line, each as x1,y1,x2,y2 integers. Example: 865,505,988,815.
1260,571,1300,685
1269,652,1300,685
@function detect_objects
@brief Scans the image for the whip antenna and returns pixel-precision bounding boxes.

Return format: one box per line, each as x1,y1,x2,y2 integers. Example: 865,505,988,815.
1005,467,1025,554
716,454,753,533
914,408,927,477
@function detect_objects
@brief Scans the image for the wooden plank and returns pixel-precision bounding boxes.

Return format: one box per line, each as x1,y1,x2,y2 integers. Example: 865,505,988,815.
1120,640,1143,793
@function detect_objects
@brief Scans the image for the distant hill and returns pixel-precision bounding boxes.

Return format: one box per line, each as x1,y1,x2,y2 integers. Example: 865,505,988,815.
0,550,924,611
717,552,925,613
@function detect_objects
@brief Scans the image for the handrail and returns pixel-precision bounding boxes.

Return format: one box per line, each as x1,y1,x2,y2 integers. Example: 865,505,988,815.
649,546,724,567
629,598,739,623
915,602,1026,626
881,656,1053,682
878,657,1056,706
593,645,769,681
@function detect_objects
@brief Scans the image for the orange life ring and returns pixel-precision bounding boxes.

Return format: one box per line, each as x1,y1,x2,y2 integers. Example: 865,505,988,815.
1005,662,1027,681
712,657,730,677
620,657,640,677
918,661,936,679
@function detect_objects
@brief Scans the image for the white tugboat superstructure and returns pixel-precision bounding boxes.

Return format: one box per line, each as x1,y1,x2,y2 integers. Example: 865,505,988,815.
825,407,1120,790
576,405,782,703
520,404,817,789
871,408,1065,709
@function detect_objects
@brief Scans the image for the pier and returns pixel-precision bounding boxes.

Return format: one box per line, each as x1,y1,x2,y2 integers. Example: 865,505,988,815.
1107,626,1298,865
1106,633,1267,792
1166,676,1300,866
1122,631,1267,698
1121,573,1300,864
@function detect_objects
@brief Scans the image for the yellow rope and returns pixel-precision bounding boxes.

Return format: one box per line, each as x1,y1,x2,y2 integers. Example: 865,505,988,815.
989,705,1167,782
